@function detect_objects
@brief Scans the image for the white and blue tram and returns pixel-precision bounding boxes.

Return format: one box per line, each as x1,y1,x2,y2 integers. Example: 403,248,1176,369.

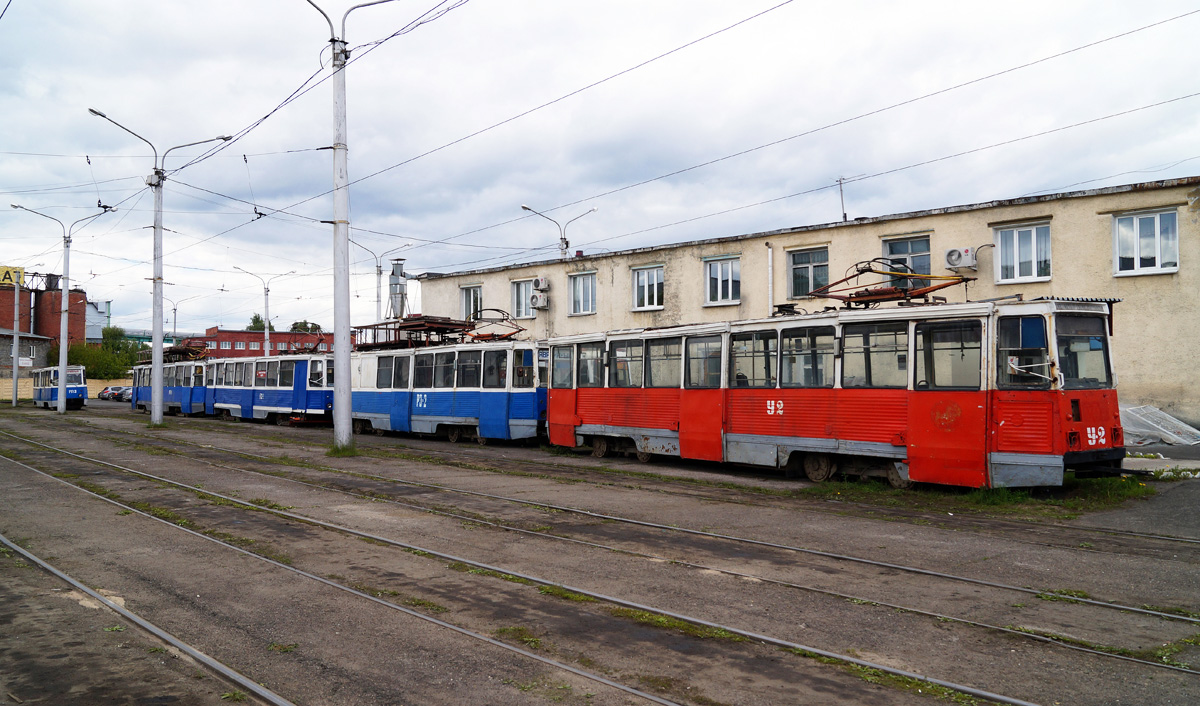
349,340,547,442
32,365,88,410
130,360,207,415
207,354,334,424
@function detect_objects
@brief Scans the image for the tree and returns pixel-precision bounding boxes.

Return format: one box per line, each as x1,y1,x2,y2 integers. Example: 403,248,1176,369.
290,320,322,333
247,313,274,332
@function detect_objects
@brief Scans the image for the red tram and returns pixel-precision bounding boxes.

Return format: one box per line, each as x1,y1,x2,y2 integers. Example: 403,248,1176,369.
545,298,1124,488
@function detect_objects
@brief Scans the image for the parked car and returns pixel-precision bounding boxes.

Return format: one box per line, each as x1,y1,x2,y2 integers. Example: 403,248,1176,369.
98,386,128,400
117,388,133,403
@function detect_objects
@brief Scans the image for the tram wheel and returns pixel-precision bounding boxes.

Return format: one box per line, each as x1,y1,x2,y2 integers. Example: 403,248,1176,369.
476,435,489,446
352,419,368,435
275,414,290,427
887,464,913,490
591,437,610,458
803,453,836,483
635,450,653,463
446,426,463,443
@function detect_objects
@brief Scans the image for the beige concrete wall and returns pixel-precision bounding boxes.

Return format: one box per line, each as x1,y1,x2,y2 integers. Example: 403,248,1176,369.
420,181,1200,424
0,376,131,401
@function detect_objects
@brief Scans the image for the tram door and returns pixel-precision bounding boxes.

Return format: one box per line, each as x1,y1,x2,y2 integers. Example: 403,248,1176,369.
678,335,724,462
906,320,988,487
546,346,578,447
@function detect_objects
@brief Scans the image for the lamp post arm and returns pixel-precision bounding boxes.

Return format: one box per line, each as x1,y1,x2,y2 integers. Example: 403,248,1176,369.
162,136,232,172
88,109,157,164
342,0,399,38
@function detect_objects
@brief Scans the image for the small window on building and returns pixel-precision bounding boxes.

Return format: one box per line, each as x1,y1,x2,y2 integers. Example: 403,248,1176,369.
842,322,908,388
729,331,777,388
413,354,433,388
576,341,604,387
1114,211,1178,276
551,346,573,388
220,341,231,350
457,350,482,387
608,340,643,388
704,257,740,305
685,335,723,388
512,280,534,319
632,266,663,310
235,341,246,350
914,320,981,390
645,337,682,388
206,341,217,349
483,350,508,389
885,237,931,288
996,224,1051,283
461,285,483,319
789,248,828,297
780,326,835,388
318,343,328,351
997,315,1050,389
376,356,394,389
250,341,261,350
277,342,287,350
569,272,596,315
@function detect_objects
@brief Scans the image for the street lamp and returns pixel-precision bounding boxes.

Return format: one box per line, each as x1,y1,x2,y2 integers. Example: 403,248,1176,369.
351,240,406,322
303,0,401,449
521,205,598,259
10,205,113,413
88,108,230,425
234,267,294,355
163,294,201,341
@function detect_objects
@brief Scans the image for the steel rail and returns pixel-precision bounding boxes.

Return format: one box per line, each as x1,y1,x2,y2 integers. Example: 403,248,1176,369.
0,429,1044,706
0,531,299,706
0,452,683,706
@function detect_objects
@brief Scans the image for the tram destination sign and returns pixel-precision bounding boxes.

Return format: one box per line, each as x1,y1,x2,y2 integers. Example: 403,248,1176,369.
0,267,25,287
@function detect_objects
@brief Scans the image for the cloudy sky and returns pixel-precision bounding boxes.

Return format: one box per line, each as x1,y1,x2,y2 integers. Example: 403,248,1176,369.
2,0,1197,336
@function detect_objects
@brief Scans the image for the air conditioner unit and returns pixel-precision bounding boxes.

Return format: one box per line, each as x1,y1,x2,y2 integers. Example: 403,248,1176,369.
532,276,551,291
944,247,977,270
530,292,550,309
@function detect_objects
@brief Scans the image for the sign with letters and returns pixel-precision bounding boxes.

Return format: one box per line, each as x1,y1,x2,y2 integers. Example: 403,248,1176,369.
0,267,25,287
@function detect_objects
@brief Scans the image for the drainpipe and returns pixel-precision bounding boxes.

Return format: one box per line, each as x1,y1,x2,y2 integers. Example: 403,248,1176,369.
765,241,774,317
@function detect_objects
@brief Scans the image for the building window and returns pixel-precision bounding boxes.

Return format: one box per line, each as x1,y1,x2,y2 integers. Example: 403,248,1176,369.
220,341,232,350
1114,211,1178,275
512,280,534,319
789,248,828,297
206,341,217,349
569,272,596,315
249,341,261,350
995,224,1051,283
885,237,930,288
704,257,740,305
235,341,246,350
277,342,287,350
318,343,328,351
461,285,483,319
632,266,663,310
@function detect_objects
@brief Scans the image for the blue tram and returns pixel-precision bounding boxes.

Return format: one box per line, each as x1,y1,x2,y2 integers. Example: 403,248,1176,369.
130,361,207,414
207,354,334,424
32,365,88,410
350,341,547,442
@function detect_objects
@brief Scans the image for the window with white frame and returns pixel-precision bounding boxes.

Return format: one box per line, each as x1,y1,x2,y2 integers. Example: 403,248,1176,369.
250,341,260,350
220,341,232,350
277,342,287,350
235,341,246,350
704,257,740,305
569,272,596,315
318,343,328,351
1114,210,1178,275
995,224,1051,283
632,266,663,310
884,236,930,288
461,285,483,319
789,248,828,297
512,280,534,318
206,341,217,349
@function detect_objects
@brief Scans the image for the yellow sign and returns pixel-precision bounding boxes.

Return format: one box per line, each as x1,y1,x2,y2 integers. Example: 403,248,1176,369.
0,267,25,287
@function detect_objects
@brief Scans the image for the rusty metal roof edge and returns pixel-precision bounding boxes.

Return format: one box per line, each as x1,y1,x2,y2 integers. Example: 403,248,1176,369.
416,176,1200,281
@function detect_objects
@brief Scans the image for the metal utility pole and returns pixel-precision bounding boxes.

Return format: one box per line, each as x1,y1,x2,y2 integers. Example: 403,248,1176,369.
351,241,405,322
234,268,293,355
303,0,401,449
520,205,597,259
835,175,864,222
164,295,201,342
88,108,229,424
9,206,112,413
10,269,21,407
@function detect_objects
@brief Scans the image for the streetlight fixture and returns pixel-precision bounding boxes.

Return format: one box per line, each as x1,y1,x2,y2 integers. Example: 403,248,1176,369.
88,108,230,425
351,240,406,322
163,294,201,341
521,205,598,259
10,205,113,413
234,267,294,355
302,0,401,450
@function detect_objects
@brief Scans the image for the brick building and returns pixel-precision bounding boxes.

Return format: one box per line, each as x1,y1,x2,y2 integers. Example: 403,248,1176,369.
0,281,90,347
183,326,334,358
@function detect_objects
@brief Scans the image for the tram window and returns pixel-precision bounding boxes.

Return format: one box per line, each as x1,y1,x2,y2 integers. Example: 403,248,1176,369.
393,356,410,389
376,356,394,389
729,331,777,388
685,335,723,389
997,316,1050,389
434,351,456,388
514,349,536,388
842,322,908,388
609,340,644,388
253,362,266,387
206,365,215,386
325,359,334,386
537,348,549,389
914,320,981,390
577,342,605,388
644,337,682,388
308,360,324,388
458,351,482,387
413,354,433,388
215,364,225,386
266,361,280,387
551,346,573,388
280,361,295,388
483,350,508,389
780,326,835,388
1056,315,1111,389
193,365,205,387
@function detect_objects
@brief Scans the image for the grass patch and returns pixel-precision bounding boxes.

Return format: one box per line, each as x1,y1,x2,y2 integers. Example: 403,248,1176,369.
325,445,359,458
538,585,596,602
1036,588,1091,603
495,625,544,650
248,497,293,511
447,561,536,585
404,597,450,613
1141,604,1200,620
220,692,247,702
268,642,298,653
609,607,747,642
784,647,980,703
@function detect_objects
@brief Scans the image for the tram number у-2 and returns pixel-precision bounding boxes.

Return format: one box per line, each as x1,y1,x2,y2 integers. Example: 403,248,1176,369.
1087,426,1106,446
766,400,784,416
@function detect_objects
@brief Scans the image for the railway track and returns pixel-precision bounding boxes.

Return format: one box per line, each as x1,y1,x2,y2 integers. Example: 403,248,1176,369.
3,411,1199,704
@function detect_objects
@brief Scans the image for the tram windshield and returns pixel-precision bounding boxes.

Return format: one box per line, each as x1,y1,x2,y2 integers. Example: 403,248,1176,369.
1055,315,1112,389
66,371,84,385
